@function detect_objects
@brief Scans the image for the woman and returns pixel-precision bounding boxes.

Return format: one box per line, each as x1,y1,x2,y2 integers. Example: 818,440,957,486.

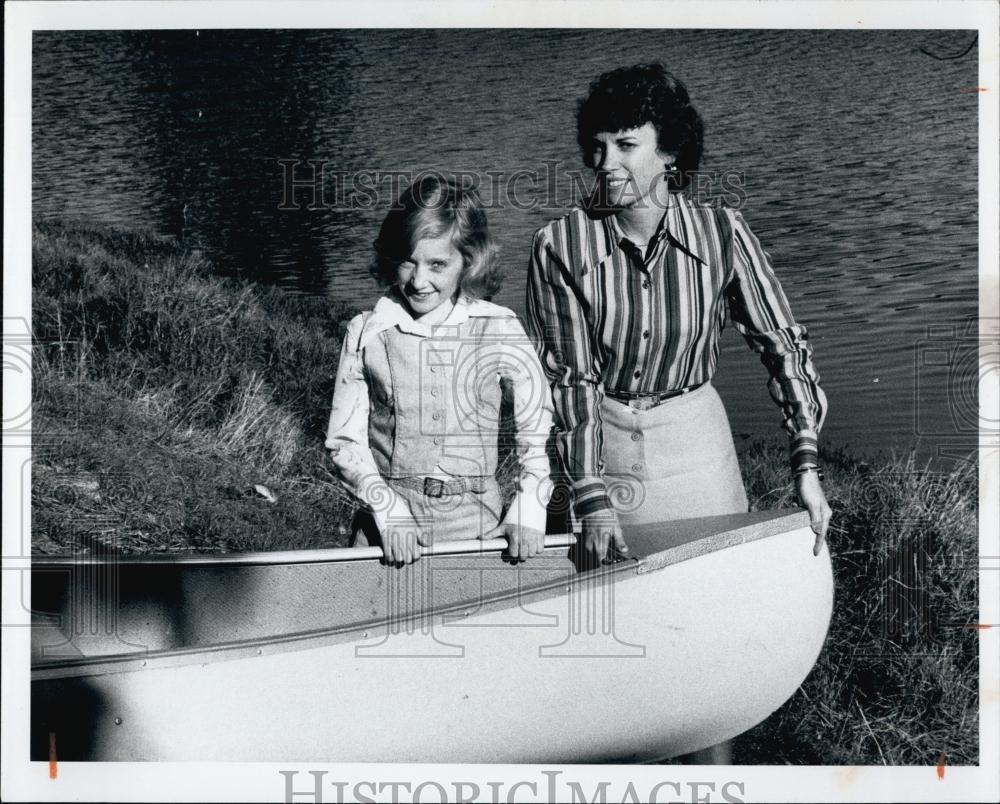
524,65,832,762
526,63,831,562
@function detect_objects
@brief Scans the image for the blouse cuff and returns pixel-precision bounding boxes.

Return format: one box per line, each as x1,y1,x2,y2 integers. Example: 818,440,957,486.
365,478,424,540
501,482,551,535
790,431,820,471
573,480,614,519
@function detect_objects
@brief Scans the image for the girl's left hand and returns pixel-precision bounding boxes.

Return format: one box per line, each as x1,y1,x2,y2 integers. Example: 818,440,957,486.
795,471,832,557
484,522,545,561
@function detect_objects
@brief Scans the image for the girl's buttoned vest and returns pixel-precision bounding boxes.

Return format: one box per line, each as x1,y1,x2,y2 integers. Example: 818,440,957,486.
363,316,506,478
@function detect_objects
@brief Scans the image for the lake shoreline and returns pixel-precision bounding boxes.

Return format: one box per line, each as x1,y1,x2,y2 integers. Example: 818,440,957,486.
30,221,978,765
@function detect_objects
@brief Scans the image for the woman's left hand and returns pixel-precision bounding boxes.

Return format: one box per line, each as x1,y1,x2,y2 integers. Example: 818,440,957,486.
796,471,832,556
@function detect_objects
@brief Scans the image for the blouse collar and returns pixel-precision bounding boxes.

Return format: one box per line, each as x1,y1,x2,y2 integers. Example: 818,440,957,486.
357,291,514,348
587,192,707,272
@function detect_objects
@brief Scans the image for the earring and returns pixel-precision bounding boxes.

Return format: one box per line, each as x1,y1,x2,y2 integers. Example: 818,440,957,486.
665,163,678,174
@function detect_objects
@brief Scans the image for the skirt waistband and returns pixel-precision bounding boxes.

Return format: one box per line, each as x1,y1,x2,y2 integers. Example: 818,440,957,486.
604,382,707,411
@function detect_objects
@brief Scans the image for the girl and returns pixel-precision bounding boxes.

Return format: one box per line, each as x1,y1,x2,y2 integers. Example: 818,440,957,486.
326,175,554,565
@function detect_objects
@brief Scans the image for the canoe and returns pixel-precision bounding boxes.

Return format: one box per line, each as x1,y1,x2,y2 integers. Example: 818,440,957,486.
30,509,833,762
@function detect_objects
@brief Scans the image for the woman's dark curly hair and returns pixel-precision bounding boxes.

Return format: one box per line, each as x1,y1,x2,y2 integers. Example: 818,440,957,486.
577,63,704,190
370,174,502,299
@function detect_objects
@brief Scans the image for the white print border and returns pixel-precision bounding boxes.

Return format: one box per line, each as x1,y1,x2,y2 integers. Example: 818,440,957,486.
3,2,998,804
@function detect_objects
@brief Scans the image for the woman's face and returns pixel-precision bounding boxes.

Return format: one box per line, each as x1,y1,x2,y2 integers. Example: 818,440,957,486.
589,121,674,209
395,233,464,319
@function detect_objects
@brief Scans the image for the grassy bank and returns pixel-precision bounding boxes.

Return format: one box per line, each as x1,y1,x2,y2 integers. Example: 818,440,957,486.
30,222,978,765
734,444,978,765
32,221,359,553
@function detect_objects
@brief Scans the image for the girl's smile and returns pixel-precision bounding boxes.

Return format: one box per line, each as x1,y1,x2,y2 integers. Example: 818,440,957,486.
396,233,464,320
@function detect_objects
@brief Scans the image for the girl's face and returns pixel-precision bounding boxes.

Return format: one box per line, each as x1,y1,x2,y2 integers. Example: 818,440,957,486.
395,233,465,319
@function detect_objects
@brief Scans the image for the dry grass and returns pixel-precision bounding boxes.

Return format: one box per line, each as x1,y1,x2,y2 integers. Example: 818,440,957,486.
32,221,356,554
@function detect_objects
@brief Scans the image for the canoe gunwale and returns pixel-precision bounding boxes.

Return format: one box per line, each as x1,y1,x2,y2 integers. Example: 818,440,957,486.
31,509,814,681
29,534,580,568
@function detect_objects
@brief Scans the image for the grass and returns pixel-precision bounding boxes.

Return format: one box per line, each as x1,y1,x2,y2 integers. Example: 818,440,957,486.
29,221,979,765
32,221,357,554
732,442,978,765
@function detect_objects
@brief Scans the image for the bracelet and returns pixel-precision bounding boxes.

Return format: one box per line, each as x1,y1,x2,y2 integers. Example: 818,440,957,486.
793,465,825,482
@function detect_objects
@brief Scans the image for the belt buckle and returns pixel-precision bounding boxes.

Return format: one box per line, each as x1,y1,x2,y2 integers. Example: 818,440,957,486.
423,477,445,498
630,396,657,412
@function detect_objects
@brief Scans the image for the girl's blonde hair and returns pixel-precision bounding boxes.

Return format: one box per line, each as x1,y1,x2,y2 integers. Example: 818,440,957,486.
370,174,503,298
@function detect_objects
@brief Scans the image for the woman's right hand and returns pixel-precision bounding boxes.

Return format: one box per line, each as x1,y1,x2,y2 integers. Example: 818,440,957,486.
581,510,629,567
381,526,430,565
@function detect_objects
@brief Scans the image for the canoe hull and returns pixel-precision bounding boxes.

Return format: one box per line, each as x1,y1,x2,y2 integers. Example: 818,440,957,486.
31,510,833,762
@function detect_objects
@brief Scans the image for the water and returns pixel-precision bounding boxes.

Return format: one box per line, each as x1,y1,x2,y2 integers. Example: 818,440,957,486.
32,29,982,461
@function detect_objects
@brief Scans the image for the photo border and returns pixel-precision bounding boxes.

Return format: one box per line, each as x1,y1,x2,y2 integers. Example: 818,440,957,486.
3,1,998,802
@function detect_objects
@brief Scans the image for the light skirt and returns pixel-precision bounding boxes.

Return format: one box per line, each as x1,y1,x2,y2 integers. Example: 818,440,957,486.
598,383,749,526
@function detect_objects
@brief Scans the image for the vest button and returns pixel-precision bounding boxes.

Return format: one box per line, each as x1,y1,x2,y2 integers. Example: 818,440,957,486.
430,388,438,397
432,412,442,421
631,432,641,441
632,463,642,472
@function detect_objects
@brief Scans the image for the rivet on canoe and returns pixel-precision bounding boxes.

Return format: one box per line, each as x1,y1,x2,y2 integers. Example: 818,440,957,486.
141,660,147,667
114,717,123,726
257,648,263,655
463,610,471,617
362,631,368,638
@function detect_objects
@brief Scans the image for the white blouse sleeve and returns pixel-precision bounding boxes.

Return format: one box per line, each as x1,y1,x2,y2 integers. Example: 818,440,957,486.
493,316,555,534
325,315,418,536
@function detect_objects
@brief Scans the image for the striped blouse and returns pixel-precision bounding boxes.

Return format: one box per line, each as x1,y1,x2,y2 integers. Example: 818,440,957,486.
524,193,827,518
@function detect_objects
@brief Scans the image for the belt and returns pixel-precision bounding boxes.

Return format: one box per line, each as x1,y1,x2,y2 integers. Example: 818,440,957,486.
390,475,491,498
604,382,705,411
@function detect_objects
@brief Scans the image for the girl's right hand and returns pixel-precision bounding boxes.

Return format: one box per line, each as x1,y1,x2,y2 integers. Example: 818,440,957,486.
382,526,430,565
